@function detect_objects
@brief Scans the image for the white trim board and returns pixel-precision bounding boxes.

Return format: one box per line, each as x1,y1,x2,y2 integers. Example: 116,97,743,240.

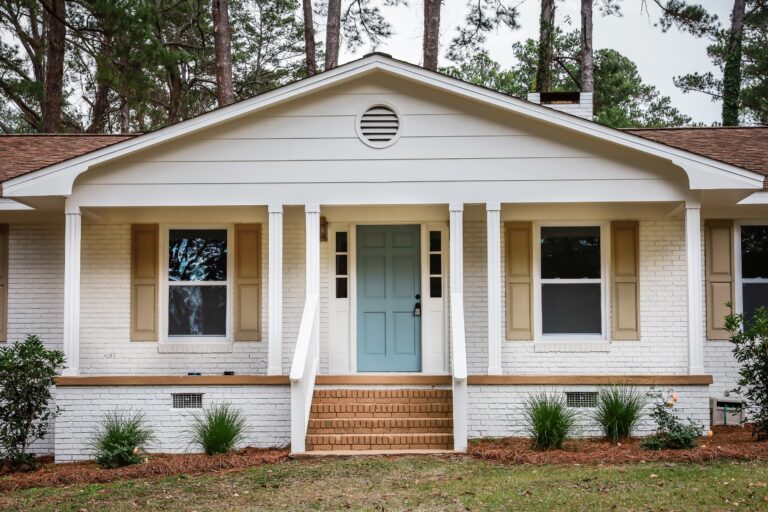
3,55,763,198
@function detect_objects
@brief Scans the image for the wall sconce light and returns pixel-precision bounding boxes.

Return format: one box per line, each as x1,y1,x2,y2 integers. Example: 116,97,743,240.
320,216,328,242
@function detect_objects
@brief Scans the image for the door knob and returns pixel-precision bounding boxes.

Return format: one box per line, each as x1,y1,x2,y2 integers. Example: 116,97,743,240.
414,302,421,317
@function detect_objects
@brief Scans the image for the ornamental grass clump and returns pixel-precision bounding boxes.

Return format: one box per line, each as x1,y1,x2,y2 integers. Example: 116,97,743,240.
593,386,648,442
189,402,247,455
90,411,154,468
523,392,577,450
640,390,704,450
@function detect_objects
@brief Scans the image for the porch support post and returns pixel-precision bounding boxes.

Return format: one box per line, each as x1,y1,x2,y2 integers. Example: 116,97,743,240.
62,200,82,376
685,201,705,375
486,202,502,375
267,204,283,375
449,202,468,452
305,204,321,356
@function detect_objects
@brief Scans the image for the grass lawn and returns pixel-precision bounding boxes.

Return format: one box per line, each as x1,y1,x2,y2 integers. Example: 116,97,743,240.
2,456,767,511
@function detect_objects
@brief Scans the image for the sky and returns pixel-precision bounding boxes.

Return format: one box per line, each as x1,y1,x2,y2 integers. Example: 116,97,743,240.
338,0,733,125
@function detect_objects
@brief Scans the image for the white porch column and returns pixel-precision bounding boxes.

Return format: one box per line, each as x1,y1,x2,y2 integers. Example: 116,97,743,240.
267,204,284,375
449,204,464,296
685,201,705,375
62,201,82,376
449,203,468,452
305,204,321,357
486,203,502,375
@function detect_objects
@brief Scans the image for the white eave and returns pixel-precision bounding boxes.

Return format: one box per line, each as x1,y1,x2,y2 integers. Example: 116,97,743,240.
3,54,764,198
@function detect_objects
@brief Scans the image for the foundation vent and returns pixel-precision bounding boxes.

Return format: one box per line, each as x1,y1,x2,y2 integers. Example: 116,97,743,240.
358,105,400,148
565,391,598,408
172,393,203,409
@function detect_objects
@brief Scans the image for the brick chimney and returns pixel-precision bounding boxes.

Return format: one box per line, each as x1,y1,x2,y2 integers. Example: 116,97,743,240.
527,91,594,121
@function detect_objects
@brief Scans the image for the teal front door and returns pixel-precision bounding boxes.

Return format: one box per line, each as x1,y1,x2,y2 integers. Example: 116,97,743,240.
357,225,422,372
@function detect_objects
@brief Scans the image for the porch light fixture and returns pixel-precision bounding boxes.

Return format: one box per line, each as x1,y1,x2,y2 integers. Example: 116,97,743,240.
320,216,328,242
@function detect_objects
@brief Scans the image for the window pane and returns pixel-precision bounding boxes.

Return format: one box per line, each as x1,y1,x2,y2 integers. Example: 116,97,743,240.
336,277,348,299
430,277,442,298
336,232,348,253
430,254,441,275
542,283,601,334
741,226,768,278
169,229,227,282
743,283,768,323
168,286,226,336
336,254,348,276
429,231,441,252
541,226,601,279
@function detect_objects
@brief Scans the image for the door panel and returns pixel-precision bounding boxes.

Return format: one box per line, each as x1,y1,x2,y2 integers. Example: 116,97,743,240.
357,225,421,371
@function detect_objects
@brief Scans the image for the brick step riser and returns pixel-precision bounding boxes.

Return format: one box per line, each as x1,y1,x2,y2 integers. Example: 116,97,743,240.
311,411,451,419
312,397,453,405
307,443,453,451
309,427,454,434
312,391,452,400
306,435,454,447
310,404,452,414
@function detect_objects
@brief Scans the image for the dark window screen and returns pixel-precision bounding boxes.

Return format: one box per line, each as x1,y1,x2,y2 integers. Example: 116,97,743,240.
542,283,601,334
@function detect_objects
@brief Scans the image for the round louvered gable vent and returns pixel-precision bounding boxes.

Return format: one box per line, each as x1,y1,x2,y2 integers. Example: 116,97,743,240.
357,104,401,148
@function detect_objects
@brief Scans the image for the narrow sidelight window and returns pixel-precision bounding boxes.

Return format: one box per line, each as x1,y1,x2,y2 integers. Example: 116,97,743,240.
335,232,348,298
740,225,768,323
167,229,228,337
540,226,602,336
429,230,442,298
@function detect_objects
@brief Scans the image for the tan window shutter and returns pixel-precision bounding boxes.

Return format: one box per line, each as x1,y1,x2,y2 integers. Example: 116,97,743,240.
505,222,532,340
131,224,158,341
611,221,640,340
705,219,733,340
0,225,8,342
234,224,262,341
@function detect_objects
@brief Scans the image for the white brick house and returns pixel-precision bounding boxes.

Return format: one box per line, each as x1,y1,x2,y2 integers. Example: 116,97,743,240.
1,54,766,460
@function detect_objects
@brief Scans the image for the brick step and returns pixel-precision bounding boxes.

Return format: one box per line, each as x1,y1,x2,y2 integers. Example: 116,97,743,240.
309,402,452,419
312,389,451,402
308,417,453,434
311,395,453,405
306,433,454,451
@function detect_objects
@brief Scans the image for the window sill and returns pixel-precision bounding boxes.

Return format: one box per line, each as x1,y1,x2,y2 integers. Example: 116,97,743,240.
534,342,610,353
157,343,234,354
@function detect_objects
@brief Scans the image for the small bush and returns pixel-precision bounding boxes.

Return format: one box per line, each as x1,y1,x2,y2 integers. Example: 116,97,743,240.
523,393,577,450
189,402,246,455
640,390,704,450
593,386,648,442
0,335,65,468
90,411,154,468
725,306,768,440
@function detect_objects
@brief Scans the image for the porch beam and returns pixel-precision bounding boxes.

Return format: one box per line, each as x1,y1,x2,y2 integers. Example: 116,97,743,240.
685,201,705,375
486,202,502,375
267,204,284,375
62,200,81,376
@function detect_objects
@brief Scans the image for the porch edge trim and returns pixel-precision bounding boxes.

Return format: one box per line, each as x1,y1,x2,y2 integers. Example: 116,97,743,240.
466,375,713,385
55,375,291,386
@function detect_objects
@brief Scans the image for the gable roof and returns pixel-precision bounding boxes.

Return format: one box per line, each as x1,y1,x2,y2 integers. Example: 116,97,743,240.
624,127,768,189
0,53,764,197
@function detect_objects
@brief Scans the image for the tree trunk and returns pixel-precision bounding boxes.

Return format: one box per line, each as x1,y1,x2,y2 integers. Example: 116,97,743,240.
324,0,341,70
42,0,66,132
303,0,317,76
422,0,441,71
166,65,182,124
536,0,555,93
580,0,594,93
212,0,235,107
119,101,130,134
87,81,110,133
722,0,746,126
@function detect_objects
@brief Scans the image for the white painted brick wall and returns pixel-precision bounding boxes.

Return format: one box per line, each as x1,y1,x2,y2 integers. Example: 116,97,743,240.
54,385,290,461
468,385,711,438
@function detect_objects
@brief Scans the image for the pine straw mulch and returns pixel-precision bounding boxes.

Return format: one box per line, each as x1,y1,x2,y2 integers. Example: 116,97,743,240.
469,426,768,465
0,447,289,493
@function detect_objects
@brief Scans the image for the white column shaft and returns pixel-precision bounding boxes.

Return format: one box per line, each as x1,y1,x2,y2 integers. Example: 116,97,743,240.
305,205,321,297
486,204,502,375
449,205,464,296
267,205,284,375
63,207,82,376
685,203,705,375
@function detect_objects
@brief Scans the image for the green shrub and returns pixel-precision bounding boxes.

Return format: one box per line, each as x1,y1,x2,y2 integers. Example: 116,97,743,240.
90,411,154,468
0,335,65,468
523,393,577,450
640,390,704,450
593,386,648,442
189,402,246,455
725,306,768,440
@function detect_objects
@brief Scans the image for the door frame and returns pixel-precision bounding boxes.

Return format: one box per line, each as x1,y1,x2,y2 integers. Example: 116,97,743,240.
327,221,449,374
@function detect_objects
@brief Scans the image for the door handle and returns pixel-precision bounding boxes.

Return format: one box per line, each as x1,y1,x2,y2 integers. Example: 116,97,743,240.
413,302,421,317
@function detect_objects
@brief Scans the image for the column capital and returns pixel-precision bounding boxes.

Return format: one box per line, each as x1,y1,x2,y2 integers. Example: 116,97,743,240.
268,203,283,214
64,198,81,216
685,199,701,210
449,202,464,212
304,204,320,214
486,202,501,212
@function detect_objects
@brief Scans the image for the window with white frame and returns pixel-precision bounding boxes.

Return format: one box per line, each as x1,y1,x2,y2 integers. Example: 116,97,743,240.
739,224,768,322
167,229,228,338
539,225,604,337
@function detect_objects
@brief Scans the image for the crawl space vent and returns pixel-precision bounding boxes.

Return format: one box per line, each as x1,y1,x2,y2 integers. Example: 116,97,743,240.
566,391,598,408
172,393,203,409
358,105,400,148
